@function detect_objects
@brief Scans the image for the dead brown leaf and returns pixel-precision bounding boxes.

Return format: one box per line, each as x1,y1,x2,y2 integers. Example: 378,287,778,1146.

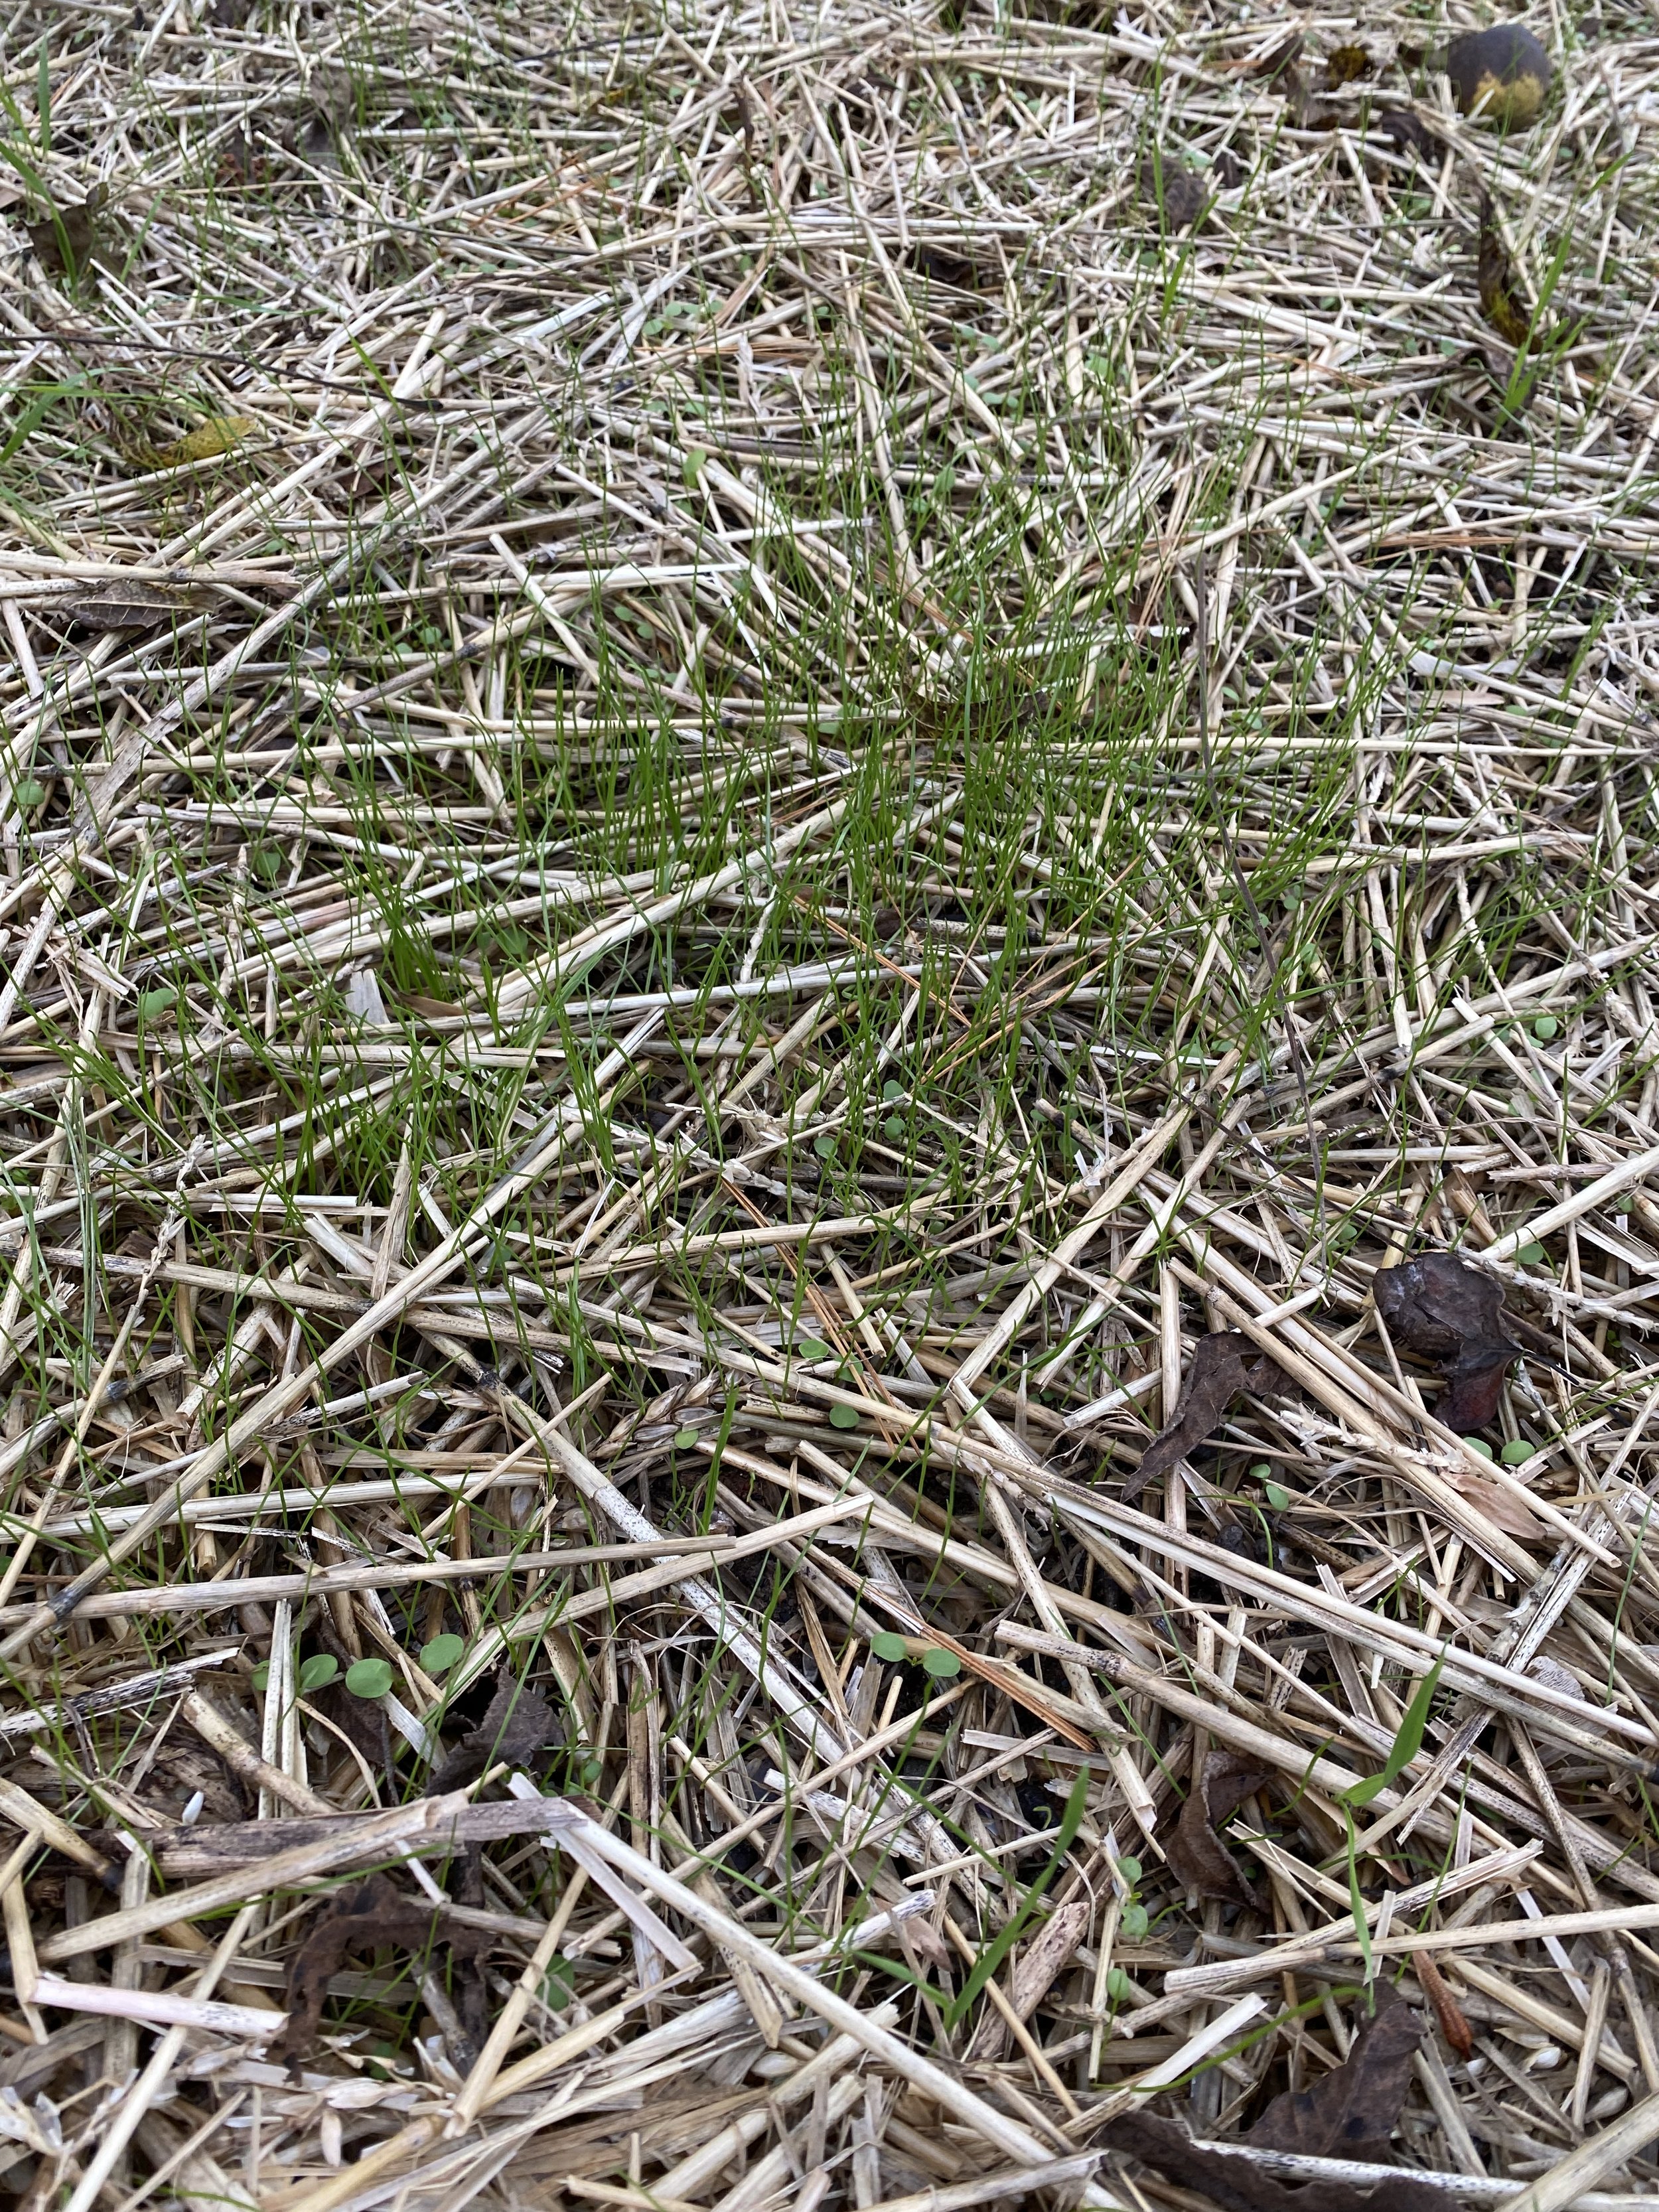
1253,34,1303,79
1325,44,1373,86
1137,152,1209,234
1372,1250,1524,1432
1249,1985,1423,2158
1413,1952,1474,2060
1476,201,1534,348
1106,2113,1445,2212
426,1670,559,1796
1375,110,1441,160
1165,1751,1272,1908
25,188,108,280
1126,1333,1283,1503
271,1874,488,2069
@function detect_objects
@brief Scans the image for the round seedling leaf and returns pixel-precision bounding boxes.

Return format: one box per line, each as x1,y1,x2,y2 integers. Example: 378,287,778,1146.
137,986,177,1021
1106,1966,1133,2003
1117,1856,1143,1885
869,1631,908,1663
883,1115,906,1142
579,1755,604,1787
345,1657,394,1700
813,1134,835,1159
1500,1438,1536,1465
1516,1242,1550,1265
882,1078,905,1102
683,446,707,486
1248,1461,1272,1481
252,844,284,882
251,1662,270,1693
13,780,45,810
1465,1438,1494,1461
1121,1902,1150,1940
672,1426,700,1449
1263,1481,1291,1511
420,1633,465,1676
828,1402,861,1430
298,1653,339,1693
795,1338,831,1361
921,1647,961,1678
1534,1014,1559,1040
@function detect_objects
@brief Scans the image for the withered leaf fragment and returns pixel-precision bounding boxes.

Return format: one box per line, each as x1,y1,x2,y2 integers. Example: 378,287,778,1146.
1137,151,1209,234
1325,43,1373,86
271,1875,488,2068
1477,199,1534,346
1373,1250,1524,1431
426,1670,559,1796
25,187,108,280
1249,1985,1425,2159
1126,1332,1282,1503
1165,1751,1272,1908
1376,109,1441,160
1413,1951,1475,2060
1106,2114,1445,2212
1254,33,1303,79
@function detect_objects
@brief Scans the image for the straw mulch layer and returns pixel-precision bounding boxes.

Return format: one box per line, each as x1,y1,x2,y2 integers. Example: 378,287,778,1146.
1,0,1659,2205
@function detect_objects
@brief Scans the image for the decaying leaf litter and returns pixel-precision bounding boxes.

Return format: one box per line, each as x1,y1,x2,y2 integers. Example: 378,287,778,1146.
1,0,1658,2203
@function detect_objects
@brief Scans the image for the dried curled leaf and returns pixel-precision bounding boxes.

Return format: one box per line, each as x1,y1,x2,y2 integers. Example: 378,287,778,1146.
426,1670,559,1796
1413,1951,1474,2060
1249,1986,1425,2158
271,1874,488,2067
1137,152,1209,234
1477,202,1534,348
1325,43,1373,86
1165,1751,1272,1908
1373,1250,1524,1431
149,416,255,469
1127,1333,1284,1504
1376,109,1441,160
1106,2113,1445,2212
1253,33,1303,79
25,187,108,279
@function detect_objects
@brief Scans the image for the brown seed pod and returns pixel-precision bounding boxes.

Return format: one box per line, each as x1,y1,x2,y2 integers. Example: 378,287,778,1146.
1445,24,1552,125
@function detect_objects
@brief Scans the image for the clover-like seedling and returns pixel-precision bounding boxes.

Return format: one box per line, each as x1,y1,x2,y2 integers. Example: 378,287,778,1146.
420,1633,465,1676
345,1657,394,1700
